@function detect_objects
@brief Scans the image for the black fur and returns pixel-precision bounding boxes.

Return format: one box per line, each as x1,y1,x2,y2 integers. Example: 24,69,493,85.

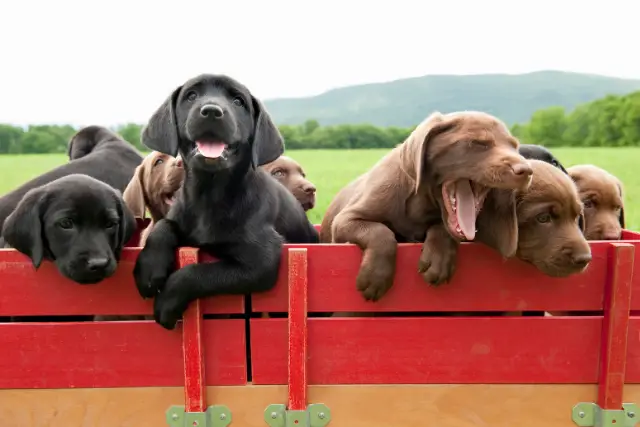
133,74,319,329
1,174,136,284
0,126,142,231
518,144,568,174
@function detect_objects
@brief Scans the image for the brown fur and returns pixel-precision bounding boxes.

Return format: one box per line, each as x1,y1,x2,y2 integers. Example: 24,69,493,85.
567,164,625,240
261,156,317,211
320,111,533,302
122,151,185,246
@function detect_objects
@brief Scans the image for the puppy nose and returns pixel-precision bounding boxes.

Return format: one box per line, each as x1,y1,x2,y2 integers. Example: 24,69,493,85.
570,252,592,268
601,230,621,240
511,162,533,177
200,104,224,119
86,257,109,271
175,156,183,168
304,184,316,194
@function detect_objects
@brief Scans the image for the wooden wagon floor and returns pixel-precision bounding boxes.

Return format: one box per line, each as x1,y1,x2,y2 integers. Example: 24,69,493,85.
1,384,639,427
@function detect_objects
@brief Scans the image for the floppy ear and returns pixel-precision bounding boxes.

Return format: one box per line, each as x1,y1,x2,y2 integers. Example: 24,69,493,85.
616,181,626,228
413,112,459,194
475,189,519,258
250,96,284,168
1,188,48,268
122,163,148,218
114,190,137,259
141,86,182,157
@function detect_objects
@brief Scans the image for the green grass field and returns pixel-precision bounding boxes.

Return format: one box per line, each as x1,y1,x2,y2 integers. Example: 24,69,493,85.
0,148,638,229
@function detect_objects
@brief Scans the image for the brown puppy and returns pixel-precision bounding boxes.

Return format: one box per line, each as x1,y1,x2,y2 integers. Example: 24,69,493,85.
321,111,533,302
122,151,185,246
261,155,317,211
567,164,625,240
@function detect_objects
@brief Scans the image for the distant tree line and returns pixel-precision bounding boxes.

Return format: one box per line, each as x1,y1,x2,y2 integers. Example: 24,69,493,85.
1,90,639,154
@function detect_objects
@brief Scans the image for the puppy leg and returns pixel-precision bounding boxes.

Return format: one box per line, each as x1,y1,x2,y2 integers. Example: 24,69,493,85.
133,219,181,299
333,216,397,302
152,231,283,330
418,224,459,285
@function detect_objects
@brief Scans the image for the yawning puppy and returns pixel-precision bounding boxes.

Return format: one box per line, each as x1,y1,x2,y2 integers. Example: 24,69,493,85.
133,74,319,329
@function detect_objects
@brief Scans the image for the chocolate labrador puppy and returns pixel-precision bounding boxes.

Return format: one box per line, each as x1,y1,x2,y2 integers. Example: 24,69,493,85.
1,174,136,284
262,155,317,211
321,111,533,301
133,73,319,329
0,126,142,231
518,144,568,174
123,151,185,246
567,164,625,240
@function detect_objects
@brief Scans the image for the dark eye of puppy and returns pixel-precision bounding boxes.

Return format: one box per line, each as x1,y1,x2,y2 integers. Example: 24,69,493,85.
186,91,197,102
583,200,594,209
105,220,118,230
232,96,245,108
536,213,552,224
271,169,285,178
57,218,74,230
154,158,164,167
469,140,490,150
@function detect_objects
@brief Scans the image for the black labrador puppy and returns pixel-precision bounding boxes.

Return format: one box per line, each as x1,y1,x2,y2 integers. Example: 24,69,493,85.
2,173,136,284
518,144,568,174
0,126,143,231
133,74,319,329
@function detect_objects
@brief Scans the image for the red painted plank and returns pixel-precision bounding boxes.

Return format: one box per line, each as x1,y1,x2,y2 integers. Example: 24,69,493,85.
179,248,206,413
598,243,634,409
250,316,640,385
253,241,640,313
0,319,246,388
0,248,244,315
288,248,308,410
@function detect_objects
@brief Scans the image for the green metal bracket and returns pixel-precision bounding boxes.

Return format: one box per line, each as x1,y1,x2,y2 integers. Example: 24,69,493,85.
166,405,232,427
572,403,639,427
264,403,331,427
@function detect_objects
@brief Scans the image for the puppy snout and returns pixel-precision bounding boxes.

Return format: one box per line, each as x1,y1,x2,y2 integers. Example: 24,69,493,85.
86,257,110,271
174,155,183,168
200,104,224,119
570,252,592,269
510,161,533,178
303,183,316,194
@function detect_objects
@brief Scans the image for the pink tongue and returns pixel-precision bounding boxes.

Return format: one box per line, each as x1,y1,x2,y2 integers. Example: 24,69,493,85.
196,141,226,158
455,180,477,240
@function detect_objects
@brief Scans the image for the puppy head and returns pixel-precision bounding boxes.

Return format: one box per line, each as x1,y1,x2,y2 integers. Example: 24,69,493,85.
514,160,591,277
141,74,284,175
261,156,316,211
405,111,533,245
568,164,625,240
518,144,568,174
2,174,136,284
123,151,184,222
67,125,124,160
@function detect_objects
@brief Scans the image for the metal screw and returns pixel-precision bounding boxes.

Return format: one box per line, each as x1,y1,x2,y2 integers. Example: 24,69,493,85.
318,412,325,419
172,413,179,420
629,412,636,418
193,421,199,426
271,412,277,419
220,413,227,420
579,411,586,418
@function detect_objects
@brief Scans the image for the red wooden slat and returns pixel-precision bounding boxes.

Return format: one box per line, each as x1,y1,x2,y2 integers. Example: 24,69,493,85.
288,248,308,410
0,248,244,315
0,319,245,388
179,248,206,413
250,316,640,385
253,242,640,313
598,243,634,409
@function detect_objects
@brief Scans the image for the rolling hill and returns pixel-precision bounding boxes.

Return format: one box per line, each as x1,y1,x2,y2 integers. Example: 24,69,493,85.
263,70,640,127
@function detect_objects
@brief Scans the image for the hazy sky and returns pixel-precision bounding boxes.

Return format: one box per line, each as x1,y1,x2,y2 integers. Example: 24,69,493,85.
1,0,637,126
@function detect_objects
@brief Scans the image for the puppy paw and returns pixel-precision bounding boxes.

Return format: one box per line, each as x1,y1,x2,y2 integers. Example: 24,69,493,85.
133,247,175,299
356,263,395,302
418,232,458,286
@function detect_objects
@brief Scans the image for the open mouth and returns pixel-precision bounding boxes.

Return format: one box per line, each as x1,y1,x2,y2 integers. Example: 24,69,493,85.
441,180,490,241
195,140,229,160
164,192,176,206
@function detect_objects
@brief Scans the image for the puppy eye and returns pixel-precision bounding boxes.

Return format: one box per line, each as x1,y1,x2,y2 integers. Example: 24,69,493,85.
186,91,197,102
536,213,552,224
105,221,118,229
232,97,245,107
470,140,489,149
272,170,285,177
154,158,164,167
57,219,74,229
583,200,594,209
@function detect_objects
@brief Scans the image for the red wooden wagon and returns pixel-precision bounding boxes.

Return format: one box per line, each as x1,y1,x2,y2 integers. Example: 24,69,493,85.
0,219,639,427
